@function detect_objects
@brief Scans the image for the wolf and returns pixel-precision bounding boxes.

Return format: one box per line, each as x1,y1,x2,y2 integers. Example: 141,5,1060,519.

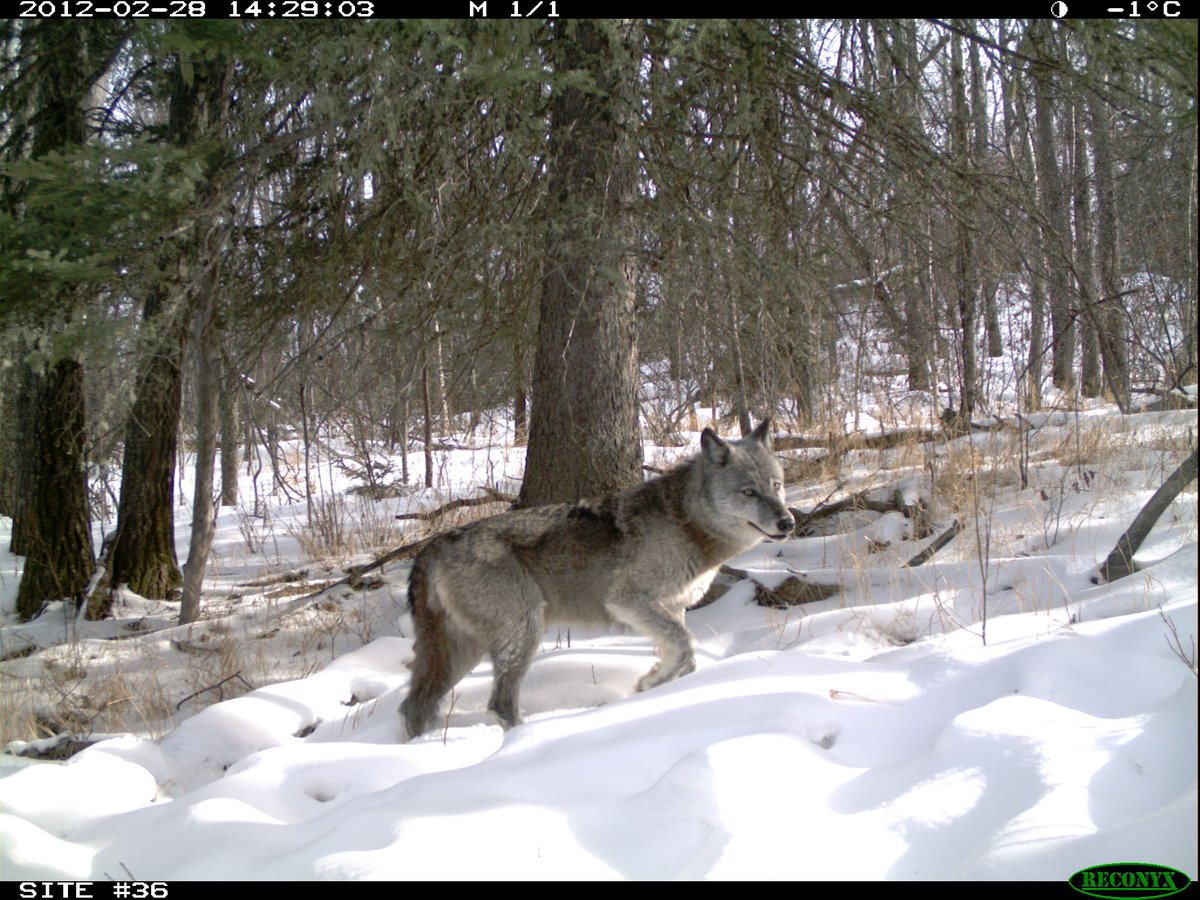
400,419,794,738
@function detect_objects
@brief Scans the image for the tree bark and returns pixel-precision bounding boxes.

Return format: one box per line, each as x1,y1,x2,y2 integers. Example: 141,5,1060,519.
179,283,221,626
15,358,95,619
1099,449,1198,582
1030,24,1076,395
7,23,123,618
951,30,979,417
1089,84,1131,408
219,349,240,507
518,21,643,507
105,298,185,606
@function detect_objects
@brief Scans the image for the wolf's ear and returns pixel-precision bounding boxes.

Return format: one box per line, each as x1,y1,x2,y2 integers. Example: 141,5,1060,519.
700,427,730,465
750,418,772,449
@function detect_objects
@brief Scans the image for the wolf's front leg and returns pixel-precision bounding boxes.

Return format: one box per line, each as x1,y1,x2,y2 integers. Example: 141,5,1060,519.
607,598,696,692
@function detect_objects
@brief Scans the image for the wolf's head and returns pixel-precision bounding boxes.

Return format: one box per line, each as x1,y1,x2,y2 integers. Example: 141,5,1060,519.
698,419,794,542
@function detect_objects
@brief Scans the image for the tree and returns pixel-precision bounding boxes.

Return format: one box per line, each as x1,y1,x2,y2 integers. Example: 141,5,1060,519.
2,22,129,618
106,40,233,610
1029,22,1077,396
1099,448,1198,582
518,21,643,507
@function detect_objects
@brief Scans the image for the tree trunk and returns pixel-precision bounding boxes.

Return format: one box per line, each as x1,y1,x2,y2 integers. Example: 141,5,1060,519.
951,30,979,417
179,284,221,626
1030,24,1076,395
421,354,434,489
2,366,27,555
1088,83,1131,408
7,23,122,619
1071,93,1103,400
219,350,240,508
518,21,643,507
15,358,95,619
1187,138,1198,385
105,296,185,608
1004,32,1046,410
971,36,1002,360
893,21,933,391
1099,449,1198,582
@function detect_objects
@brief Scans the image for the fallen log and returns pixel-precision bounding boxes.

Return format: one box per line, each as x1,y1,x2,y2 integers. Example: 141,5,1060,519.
904,519,963,567
791,485,932,538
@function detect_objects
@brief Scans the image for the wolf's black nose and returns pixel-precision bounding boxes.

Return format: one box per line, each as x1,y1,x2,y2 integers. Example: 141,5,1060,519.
777,516,795,533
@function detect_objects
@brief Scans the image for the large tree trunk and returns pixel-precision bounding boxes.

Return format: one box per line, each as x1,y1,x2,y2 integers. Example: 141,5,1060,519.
518,21,643,507
15,358,95,619
105,296,185,607
8,23,123,619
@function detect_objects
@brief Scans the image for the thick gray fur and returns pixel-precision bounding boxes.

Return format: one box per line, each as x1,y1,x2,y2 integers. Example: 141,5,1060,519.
400,419,794,738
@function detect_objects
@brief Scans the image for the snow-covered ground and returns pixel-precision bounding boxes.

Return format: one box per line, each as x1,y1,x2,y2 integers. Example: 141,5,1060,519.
0,406,1196,880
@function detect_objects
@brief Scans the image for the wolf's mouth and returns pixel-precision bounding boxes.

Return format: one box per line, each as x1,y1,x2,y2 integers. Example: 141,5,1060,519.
747,521,790,541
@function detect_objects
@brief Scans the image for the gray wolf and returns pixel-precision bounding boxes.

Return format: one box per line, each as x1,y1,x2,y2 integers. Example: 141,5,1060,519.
400,419,794,738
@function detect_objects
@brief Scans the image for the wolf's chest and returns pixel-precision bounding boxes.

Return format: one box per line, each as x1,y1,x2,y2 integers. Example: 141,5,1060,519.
666,567,719,611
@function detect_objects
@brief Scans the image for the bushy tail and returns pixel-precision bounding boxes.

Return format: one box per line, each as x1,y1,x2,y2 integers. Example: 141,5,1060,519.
400,555,452,739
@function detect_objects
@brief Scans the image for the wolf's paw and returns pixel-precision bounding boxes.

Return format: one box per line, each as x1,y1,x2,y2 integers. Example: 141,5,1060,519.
636,656,695,692
486,707,523,730
634,663,662,693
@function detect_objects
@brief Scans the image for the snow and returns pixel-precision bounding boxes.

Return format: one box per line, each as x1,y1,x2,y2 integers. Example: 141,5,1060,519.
0,407,1196,881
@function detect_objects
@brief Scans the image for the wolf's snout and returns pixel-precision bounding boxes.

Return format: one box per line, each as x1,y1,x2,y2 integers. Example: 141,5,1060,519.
777,515,795,534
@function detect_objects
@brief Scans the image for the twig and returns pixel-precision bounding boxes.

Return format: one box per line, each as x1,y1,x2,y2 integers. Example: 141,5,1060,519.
175,671,253,710
1158,606,1198,677
394,488,515,522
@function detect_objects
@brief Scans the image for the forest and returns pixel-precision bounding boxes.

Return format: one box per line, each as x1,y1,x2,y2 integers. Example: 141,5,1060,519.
0,19,1197,881
1,18,1196,626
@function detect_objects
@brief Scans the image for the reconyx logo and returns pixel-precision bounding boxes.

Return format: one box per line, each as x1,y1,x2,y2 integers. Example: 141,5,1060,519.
1069,863,1190,899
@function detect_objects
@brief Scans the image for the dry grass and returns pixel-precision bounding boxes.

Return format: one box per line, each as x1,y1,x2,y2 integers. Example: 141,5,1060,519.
1,640,176,747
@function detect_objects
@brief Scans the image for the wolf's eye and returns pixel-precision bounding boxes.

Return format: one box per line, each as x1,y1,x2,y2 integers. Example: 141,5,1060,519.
742,488,756,497
773,481,782,491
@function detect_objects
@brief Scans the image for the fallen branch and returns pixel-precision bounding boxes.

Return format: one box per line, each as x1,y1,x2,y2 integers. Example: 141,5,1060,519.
1132,386,1198,411
394,487,515,522
751,575,841,608
343,535,434,585
9,735,102,761
904,519,963,567
696,565,840,609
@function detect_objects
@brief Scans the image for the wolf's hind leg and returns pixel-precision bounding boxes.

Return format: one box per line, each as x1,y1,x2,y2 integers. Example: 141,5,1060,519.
401,611,486,739
486,593,544,728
